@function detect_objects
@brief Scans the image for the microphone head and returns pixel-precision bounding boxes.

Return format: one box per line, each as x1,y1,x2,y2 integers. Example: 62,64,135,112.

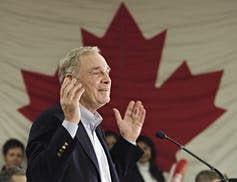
156,131,167,140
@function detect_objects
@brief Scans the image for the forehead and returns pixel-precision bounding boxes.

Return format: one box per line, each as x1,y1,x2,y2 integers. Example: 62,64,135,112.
7,147,23,153
79,53,110,70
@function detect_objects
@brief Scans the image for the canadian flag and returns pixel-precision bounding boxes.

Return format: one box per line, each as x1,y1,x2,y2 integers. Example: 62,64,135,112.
0,1,236,181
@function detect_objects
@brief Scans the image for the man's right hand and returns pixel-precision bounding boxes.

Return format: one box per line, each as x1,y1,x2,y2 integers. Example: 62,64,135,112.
60,77,85,124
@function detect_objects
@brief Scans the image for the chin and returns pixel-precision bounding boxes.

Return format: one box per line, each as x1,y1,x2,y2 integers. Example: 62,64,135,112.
100,96,110,103
95,93,110,106
106,97,110,103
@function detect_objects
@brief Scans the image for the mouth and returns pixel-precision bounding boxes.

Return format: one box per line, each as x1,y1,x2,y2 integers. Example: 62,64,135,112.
98,88,110,92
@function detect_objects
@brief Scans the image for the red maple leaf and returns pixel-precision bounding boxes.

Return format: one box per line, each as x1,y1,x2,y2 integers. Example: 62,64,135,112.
81,4,225,171
18,70,60,121
19,3,225,171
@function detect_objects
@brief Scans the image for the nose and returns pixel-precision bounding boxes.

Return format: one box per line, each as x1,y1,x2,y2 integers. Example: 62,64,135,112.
102,72,111,85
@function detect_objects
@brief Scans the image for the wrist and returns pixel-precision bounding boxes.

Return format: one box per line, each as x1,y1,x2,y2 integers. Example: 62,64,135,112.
121,133,136,143
64,117,79,124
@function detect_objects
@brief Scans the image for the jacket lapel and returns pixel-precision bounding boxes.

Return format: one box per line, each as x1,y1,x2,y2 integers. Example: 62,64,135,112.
96,126,119,182
76,123,100,174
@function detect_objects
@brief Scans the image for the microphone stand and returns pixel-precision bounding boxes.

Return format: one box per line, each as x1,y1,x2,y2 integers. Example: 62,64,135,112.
156,131,229,182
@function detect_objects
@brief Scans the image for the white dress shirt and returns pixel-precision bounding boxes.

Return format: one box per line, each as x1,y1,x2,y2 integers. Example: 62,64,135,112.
137,162,157,182
62,105,112,182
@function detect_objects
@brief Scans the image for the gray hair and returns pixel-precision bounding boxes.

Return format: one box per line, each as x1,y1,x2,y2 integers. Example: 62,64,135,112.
0,167,25,182
58,46,100,84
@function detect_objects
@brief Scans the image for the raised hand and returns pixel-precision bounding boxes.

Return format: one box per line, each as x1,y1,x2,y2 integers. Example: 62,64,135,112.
60,77,85,124
113,101,146,143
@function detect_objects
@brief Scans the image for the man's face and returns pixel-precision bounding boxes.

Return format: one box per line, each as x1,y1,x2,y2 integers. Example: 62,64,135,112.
77,53,111,112
4,147,24,168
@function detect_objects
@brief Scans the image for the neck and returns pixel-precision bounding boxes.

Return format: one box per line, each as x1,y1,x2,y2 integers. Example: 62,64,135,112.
79,102,98,113
138,161,150,165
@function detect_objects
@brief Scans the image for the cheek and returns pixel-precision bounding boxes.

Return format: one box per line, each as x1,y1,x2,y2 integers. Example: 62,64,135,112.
148,152,152,160
144,151,151,158
84,80,99,92
16,157,23,162
4,156,9,162
5,156,14,164
82,83,95,96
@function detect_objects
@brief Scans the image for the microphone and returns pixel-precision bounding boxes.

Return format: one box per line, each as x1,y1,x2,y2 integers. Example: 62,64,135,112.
156,131,229,182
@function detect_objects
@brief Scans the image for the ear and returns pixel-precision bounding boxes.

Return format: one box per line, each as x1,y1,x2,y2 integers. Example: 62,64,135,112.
65,74,72,80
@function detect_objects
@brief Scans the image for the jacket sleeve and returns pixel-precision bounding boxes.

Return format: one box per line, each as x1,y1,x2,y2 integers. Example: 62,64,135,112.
110,136,144,178
26,110,76,182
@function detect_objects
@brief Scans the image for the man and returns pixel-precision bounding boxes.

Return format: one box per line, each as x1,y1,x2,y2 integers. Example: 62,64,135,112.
26,46,146,182
0,167,26,182
195,170,221,182
1,139,25,172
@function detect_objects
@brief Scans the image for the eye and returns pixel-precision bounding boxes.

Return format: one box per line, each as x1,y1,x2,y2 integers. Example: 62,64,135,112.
92,71,100,75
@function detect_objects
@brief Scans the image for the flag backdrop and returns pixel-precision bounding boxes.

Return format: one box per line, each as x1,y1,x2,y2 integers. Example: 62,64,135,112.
0,0,236,181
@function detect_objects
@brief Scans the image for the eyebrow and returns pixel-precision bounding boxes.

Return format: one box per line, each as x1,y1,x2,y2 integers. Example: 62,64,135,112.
91,66,111,72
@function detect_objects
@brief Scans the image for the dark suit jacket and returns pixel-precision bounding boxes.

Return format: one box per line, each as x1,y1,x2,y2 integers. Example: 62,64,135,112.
122,164,165,182
26,104,143,182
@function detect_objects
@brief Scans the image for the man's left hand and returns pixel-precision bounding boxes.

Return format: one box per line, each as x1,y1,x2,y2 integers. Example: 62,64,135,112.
113,100,146,143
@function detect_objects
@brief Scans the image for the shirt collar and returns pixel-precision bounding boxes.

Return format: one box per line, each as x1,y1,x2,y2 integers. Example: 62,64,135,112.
80,104,102,131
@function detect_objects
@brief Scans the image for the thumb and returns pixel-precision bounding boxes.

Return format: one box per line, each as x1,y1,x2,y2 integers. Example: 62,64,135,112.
113,108,122,124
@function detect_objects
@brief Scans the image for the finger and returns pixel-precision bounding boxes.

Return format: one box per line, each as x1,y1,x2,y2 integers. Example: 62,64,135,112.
69,82,83,100
74,86,85,102
124,100,135,117
132,101,142,118
63,78,77,98
113,108,122,124
137,104,144,117
60,77,70,98
139,108,146,125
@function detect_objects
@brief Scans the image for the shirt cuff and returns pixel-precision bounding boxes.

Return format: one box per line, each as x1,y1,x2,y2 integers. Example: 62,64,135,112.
62,120,78,138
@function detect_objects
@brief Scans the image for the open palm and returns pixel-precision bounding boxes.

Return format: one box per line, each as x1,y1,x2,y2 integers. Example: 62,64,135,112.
113,100,146,143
